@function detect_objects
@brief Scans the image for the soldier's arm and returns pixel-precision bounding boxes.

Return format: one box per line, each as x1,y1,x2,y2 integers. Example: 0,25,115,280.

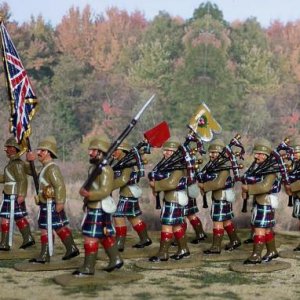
89,166,114,201
0,174,4,183
154,170,182,192
203,170,228,192
290,180,300,193
248,173,276,195
113,168,131,190
48,165,66,204
13,161,28,197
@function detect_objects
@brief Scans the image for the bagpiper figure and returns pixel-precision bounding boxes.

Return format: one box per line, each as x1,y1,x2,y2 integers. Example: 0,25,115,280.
0,137,35,251
242,138,279,264
26,136,79,263
112,142,152,252
149,140,190,262
73,137,123,275
199,138,241,254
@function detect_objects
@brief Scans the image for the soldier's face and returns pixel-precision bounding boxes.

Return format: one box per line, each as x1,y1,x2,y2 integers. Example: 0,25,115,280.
89,149,103,163
209,151,219,161
112,149,122,160
294,152,300,161
4,146,17,158
37,149,51,163
163,149,174,159
254,152,267,164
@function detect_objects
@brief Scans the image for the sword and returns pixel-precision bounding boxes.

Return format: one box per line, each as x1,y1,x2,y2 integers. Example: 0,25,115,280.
43,186,54,256
8,194,15,247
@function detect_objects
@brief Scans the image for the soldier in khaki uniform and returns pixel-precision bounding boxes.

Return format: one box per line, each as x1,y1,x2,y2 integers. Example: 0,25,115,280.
73,137,123,275
199,139,241,254
26,136,79,263
112,142,152,252
242,138,279,264
0,137,35,250
287,138,300,251
149,141,190,262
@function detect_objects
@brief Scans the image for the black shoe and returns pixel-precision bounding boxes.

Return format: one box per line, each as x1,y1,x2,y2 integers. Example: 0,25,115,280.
72,270,94,276
103,260,124,272
20,240,35,250
28,258,47,264
132,239,152,249
262,253,279,262
62,249,80,260
243,259,261,265
170,250,190,260
0,247,10,251
203,248,221,255
190,234,208,244
149,256,168,262
225,241,241,251
243,238,254,244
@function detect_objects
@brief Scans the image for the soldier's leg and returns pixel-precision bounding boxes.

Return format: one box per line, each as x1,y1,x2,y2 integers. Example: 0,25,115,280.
0,220,10,251
244,228,266,264
244,224,255,244
29,229,51,263
16,218,35,249
224,220,241,251
101,236,123,272
295,220,300,251
204,222,224,254
56,226,79,260
129,217,152,248
149,226,173,262
188,214,207,244
262,230,278,262
114,217,127,252
170,225,190,260
73,237,99,275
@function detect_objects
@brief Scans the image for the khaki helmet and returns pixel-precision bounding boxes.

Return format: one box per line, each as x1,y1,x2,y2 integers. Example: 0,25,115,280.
4,137,21,151
37,136,58,158
208,139,225,152
88,137,110,153
163,140,180,151
117,141,131,152
253,138,272,156
292,137,300,153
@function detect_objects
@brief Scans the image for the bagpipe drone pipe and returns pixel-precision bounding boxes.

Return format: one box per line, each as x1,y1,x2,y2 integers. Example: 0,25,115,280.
286,159,300,207
149,128,206,209
240,138,294,212
197,134,245,208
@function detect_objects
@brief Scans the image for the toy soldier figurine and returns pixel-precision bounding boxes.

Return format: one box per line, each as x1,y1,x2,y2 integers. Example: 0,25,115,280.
242,138,279,264
0,137,35,251
73,137,123,275
112,142,152,252
26,136,79,263
199,139,241,254
149,141,190,262
287,138,300,251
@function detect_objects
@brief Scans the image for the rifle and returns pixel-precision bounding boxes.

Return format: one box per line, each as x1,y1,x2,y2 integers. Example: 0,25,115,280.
81,94,155,191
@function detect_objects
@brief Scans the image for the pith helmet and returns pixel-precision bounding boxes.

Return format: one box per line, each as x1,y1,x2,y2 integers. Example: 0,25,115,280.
88,137,110,153
292,137,300,153
253,138,272,156
117,141,131,152
4,137,21,151
163,140,180,151
208,139,225,152
37,136,58,158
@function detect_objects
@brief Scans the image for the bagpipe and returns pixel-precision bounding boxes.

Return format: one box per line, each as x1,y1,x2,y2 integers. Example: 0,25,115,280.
241,138,293,212
197,134,245,208
149,102,222,209
286,157,300,207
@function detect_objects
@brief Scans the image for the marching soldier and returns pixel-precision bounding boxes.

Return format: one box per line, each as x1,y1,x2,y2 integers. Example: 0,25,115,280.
112,142,152,252
199,139,241,254
242,138,279,264
26,136,79,263
73,137,123,275
149,140,190,262
0,137,35,251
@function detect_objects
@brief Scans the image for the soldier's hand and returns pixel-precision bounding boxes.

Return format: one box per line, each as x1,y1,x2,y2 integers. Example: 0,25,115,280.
242,184,248,193
149,181,155,188
284,184,292,196
79,188,90,198
17,195,25,204
26,151,36,161
55,203,64,213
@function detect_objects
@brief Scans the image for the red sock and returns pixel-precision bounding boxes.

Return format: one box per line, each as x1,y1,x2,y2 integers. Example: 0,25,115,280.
56,227,71,241
115,226,127,237
161,231,173,242
1,223,9,233
101,236,116,249
265,231,274,243
253,235,266,244
190,217,201,229
16,218,29,230
174,227,185,240
213,228,224,237
84,241,99,255
224,223,235,234
133,221,146,233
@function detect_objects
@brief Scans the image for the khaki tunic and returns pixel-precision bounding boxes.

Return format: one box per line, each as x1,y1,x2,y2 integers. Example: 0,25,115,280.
203,170,229,200
247,173,277,205
154,170,184,203
113,167,134,198
0,155,27,197
290,180,300,198
87,164,114,209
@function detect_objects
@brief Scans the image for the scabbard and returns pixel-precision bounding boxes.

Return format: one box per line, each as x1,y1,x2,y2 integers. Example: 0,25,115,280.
8,195,16,247
47,199,54,256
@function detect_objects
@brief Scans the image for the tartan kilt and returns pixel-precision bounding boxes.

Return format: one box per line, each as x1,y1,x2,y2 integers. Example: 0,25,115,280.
113,196,142,218
0,193,28,220
82,208,115,238
211,200,234,222
292,198,300,219
38,203,69,230
251,204,275,228
161,201,184,226
184,197,199,216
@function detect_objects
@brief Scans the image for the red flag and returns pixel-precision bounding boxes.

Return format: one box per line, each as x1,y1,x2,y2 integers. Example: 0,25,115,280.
144,121,170,148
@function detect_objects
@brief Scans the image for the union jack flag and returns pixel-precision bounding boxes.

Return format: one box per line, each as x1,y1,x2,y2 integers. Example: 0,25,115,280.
0,22,38,145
